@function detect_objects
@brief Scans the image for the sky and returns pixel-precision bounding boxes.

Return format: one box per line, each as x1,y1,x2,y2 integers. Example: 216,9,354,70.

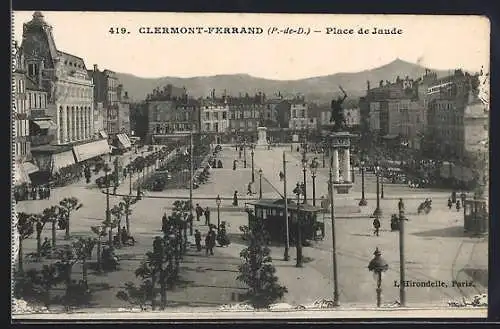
12,11,490,80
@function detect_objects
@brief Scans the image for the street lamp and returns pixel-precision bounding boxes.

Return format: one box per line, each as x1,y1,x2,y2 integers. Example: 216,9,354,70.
251,146,255,183
293,183,303,268
243,141,247,168
368,247,389,307
104,164,111,229
301,154,308,204
359,160,367,206
216,194,221,232
258,168,263,199
310,159,318,206
129,154,133,195
381,168,385,199
373,163,382,218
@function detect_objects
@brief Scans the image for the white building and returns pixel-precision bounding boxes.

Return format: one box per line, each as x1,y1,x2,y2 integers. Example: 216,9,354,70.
200,102,229,133
289,102,316,130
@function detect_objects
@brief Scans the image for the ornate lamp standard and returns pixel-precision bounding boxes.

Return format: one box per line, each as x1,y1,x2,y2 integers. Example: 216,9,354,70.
216,194,221,232
104,163,111,228
310,159,318,206
359,159,367,206
243,140,247,168
258,168,263,199
301,154,308,204
368,247,389,307
381,167,385,199
251,145,255,183
293,183,303,268
373,162,382,218
129,154,133,195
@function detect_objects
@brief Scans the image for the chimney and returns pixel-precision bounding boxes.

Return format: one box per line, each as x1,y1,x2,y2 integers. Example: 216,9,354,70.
93,64,98,72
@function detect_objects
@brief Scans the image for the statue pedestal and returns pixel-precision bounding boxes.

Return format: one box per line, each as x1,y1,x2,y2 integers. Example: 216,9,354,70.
327,131,353,194
256,127,268,147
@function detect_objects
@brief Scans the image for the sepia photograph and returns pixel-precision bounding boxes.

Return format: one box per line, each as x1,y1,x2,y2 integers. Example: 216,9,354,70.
11,11,489,319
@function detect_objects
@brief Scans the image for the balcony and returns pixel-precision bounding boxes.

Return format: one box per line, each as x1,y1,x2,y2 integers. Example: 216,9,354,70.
30,135,54,146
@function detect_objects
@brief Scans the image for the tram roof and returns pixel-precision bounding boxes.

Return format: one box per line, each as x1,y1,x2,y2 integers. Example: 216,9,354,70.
247,198,322,212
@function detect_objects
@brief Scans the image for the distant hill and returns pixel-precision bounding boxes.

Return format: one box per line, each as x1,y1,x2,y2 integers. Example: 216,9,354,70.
116,59,451,103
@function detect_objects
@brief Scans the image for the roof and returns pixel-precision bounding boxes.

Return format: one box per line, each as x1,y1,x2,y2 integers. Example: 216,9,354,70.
31,144,73,154
57,50,88,70
247,198,322,212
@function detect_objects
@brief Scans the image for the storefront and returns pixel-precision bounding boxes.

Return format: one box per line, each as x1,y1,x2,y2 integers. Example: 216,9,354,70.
73,139,111,163
52,150,76,173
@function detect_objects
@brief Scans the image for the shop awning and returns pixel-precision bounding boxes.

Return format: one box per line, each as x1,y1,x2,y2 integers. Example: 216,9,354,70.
99,130,108,139
73,139,111,162
52,151,76,174
117,133,132,149
14,162,31,185
23,162,40,175
33,120,57,130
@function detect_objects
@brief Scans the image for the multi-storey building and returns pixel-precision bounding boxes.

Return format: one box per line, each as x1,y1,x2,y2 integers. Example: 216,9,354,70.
21,11,109,177
426,70,481,159
288,98,317,130
227,94,265,135
13,42,37,186
200,95,230,144
145,85,199,144
88,65,119,136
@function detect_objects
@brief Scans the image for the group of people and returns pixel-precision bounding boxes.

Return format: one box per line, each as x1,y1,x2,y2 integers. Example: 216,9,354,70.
14,184,51,202
195,203,211,225
448,191,467,212
194,228,217,255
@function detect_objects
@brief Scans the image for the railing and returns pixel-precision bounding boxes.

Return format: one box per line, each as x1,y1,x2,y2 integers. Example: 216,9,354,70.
30,135,54,146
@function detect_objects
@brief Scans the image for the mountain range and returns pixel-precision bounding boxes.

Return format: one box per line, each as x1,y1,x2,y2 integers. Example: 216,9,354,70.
116,59,453,104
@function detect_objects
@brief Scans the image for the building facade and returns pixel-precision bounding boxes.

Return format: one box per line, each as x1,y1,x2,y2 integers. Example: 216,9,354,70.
21,12,94,146
88,66,119,136
288,99,317,130
13,43,30,164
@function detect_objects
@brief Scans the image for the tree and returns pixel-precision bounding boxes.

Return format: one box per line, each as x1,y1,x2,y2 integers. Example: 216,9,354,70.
90,225,107,272
58,197,83,240
110,203,125,247
135,236,177,310
116,281,154,311
122,195,138,235
104,205,122,246
16,212,35,274
41,206,61,251
236,215,288,308
15,265,59,308
73,237,96,283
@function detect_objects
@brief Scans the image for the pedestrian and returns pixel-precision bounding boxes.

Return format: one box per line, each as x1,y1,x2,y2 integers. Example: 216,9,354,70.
451,191,457,203
233,190,238,206
204,207,211,226
32,186,37,200
398,198,405,215
205,232,213,256
47,185,51,199
194,229,202,251
161,213,168,233
195,203,203,221
209,229,216,254
279,171,284,181
233,160,237,171
447,198,453,210
247,182,253,195
373,217,381,236
456,200,461,212
113,185,118,195
38,186,43,200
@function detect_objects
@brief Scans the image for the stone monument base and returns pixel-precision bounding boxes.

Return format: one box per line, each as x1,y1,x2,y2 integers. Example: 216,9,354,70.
256,126,268,148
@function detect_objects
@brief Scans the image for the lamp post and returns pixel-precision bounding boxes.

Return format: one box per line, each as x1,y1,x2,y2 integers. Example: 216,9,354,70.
251,146,255,183
243,141,247,168
381,169,385,199
328,167,340,306
129,154,133,195
310,159,318,206
368,247,389,307
373,163,382,218
104,164,111,229
258,168,263,199
283,151,290,261
216,194,221,232
301,154,308,204
359,160,367,206
293,183,303,268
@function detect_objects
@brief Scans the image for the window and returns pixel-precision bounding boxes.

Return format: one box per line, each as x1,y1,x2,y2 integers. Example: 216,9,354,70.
213,112,219,120
292,110,297,118
205,123,211,131
222,111,227,119
205,112,210,120
38,95,42,108
214,122,219,132
301,110,305,118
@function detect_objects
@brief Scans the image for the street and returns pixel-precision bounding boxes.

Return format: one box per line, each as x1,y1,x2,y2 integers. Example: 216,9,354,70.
14,144,488,308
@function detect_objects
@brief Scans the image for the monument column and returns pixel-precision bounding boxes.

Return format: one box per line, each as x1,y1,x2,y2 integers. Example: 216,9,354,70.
343,148,351,182
332,148,340,182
